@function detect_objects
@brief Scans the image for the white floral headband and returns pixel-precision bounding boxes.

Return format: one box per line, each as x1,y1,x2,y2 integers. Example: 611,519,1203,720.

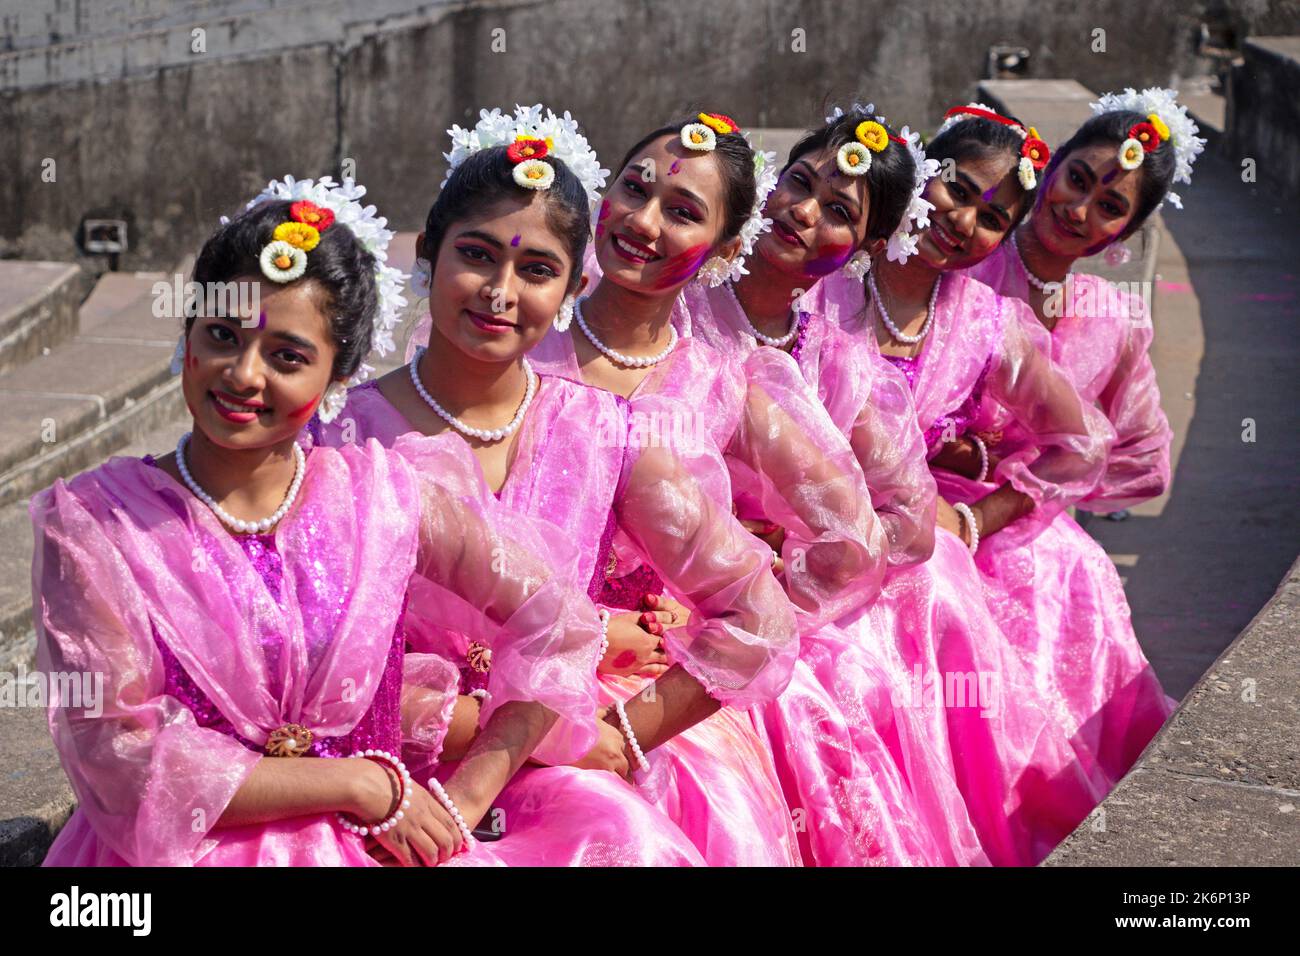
1090,87,1205,210
243,175,407,389
443,104,609,210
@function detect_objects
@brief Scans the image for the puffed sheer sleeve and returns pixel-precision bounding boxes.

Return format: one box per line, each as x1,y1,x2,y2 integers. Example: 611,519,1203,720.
615,393,798,708
1081,318,1172,512
394,434,602,766
847,359,938,567
30,482,263,867
986,299,1115,522
729,348,887,630
400,652,463,775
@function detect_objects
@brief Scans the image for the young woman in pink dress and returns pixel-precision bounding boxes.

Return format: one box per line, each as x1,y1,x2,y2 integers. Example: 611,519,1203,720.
314,108,804,866
524,110,988,865
822,105,1173,860
957,89,1200,782
31,177,682,867
678,104,1109,865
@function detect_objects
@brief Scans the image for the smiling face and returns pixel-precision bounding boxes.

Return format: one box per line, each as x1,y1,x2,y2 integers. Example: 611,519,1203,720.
1031,142,1143,259
595,133,738,295
426,193,575,365
756,146,870,280
914,152,1028,272
181,280,340,449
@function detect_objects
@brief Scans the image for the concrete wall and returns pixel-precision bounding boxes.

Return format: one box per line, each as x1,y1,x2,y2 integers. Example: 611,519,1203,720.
3,0,1299,270
1226,36,1300,201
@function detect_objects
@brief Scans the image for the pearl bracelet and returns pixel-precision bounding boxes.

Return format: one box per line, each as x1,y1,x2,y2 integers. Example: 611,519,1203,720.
953,502,981,555
969,434,990,483
597,607,611,668
337,749,411,837
612,698,651,773
426,776,475,846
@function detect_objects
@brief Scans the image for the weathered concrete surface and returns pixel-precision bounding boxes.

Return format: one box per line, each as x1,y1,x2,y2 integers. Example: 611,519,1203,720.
1046,557,1300,865
7,0,1300,269
1227,36,1300,201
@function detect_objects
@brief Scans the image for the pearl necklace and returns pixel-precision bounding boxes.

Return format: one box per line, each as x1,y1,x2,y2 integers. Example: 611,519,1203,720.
574,297,678,368
410,347,536,443
1011,232,1060,292
868,272,941,345
176,432,305,534
722,281,799,348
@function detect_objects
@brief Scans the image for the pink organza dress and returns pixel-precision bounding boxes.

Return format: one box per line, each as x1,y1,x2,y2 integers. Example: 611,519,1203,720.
34,434,630,866
683,280,1114,864
531,311,983,866
313,375,799,866
963,245,1178,782
813,269,1157,860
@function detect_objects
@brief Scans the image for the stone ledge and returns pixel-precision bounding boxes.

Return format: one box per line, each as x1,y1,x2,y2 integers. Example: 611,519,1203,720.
1046,555,1300,866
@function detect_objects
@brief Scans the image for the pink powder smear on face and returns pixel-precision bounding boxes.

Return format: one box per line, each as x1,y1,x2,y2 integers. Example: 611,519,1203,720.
802,243,854,278
288,393,321,421
649,244,711,290
595,199,612,238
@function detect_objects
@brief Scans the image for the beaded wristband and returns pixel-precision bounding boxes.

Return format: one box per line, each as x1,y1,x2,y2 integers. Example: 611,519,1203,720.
953,502,981,555
969,434,990,483
337,749,411,837
612,698,651,773
596,607,611,668
427,776,475,846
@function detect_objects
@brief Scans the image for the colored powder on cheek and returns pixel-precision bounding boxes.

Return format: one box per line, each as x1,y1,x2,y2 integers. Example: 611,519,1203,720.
510,234,521,247
612,650,638,669
185,342,197,369
802,243,854,278
288,394,321,421
595,199,611,238
649,244,711,290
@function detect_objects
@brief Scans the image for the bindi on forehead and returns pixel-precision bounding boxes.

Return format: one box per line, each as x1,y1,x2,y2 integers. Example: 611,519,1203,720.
510,234,521,247
667,159,682,176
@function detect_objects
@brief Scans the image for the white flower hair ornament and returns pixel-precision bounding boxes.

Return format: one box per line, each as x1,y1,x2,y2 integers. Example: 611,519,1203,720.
1090,87,1205,210
886,126,942,265
443,104,609,211
244,175,409,401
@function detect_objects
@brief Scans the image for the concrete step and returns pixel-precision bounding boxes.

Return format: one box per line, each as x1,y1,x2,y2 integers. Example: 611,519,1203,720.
0,269,186,509
0,260,92,377
0,413,190,677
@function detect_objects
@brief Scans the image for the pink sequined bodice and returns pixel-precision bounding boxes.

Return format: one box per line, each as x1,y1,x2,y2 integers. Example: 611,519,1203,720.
885,353,991,452
143,456,404,759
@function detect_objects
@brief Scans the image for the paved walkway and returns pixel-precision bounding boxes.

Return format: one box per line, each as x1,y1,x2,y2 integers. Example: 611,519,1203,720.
1080,147,1300,700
